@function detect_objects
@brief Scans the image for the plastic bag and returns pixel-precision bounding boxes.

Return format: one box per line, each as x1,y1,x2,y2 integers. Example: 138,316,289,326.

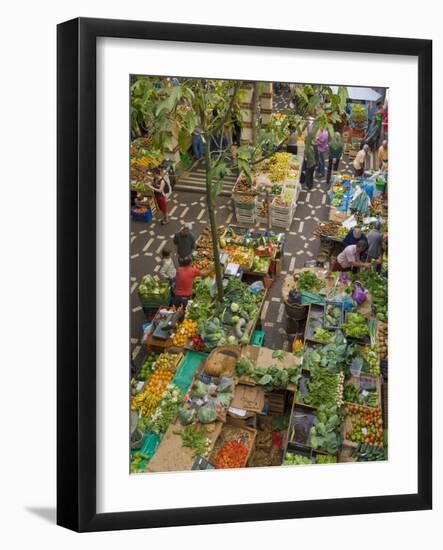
217,376,234,393
248,281,265,294
190,380,209,398
352,282,367,305
215,392,233,408
197,403,218,424
287,289,302,305
178,407,196,425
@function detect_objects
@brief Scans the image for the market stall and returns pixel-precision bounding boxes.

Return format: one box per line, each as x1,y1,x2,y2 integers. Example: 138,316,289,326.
232,152,303,229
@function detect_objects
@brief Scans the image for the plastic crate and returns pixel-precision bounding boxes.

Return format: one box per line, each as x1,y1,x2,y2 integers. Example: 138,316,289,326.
172,350,207,393
131,206,152,223
251,329,265,346
138,287,171,309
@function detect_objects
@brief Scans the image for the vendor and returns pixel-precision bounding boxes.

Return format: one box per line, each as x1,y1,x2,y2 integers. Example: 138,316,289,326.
353,144,369,177
174,258,207,307
326,132,343,184
173,223,196,265
377,140,388,170
331,240,370,272
342,227,368,250
367,221,383,268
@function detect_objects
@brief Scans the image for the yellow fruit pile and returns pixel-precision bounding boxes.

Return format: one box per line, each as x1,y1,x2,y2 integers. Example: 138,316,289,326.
154,352,180,372
267,152,293,183
173,319,197,346
131,369,174,418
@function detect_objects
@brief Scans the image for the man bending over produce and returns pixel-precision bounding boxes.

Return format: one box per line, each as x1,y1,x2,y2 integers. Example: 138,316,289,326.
331,240,370,272
174,258,210,307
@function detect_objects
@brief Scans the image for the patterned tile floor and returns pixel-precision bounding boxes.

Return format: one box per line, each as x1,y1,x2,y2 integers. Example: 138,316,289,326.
130,152,356,363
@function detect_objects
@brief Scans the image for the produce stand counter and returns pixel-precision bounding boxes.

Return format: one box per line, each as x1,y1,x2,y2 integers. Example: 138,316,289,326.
281,269,373,318
238,345,302,393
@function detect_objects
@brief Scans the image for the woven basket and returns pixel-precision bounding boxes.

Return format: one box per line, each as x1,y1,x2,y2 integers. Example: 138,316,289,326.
204,345,242,377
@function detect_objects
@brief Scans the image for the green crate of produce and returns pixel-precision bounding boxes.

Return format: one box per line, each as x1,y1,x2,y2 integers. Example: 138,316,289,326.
138,275,171,308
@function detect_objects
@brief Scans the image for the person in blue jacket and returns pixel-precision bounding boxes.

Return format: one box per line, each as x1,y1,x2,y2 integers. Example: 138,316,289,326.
342,227,368,252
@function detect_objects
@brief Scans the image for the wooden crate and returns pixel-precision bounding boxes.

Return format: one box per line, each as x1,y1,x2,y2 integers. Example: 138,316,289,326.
209,424,257,468
267,390,286,415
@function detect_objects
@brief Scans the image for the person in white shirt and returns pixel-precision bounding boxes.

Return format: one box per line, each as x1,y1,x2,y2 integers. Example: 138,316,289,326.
159,249,176,285
332,240,370,272
353,144,369,177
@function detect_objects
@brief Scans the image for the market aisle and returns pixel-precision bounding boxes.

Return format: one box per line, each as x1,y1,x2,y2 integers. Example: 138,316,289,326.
130,165,332,361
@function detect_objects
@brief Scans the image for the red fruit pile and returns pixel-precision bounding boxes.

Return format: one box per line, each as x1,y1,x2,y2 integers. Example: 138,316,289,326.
213,440,249,469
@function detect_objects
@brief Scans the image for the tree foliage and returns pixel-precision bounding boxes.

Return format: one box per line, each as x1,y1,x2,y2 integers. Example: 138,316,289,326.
130,77,348,299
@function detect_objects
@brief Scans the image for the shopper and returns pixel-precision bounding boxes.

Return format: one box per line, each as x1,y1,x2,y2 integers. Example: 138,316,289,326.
326,132,343,184
313,127,329,178
159,248,176,285
353,144,369,177
174,258,207,307
147,167,170,225
378,140,388,170
303,140,317,190
342,226,368,250
361,119,381,151
331,240,370,272
367,221,384,272
192,125,204,160
173,223,196,265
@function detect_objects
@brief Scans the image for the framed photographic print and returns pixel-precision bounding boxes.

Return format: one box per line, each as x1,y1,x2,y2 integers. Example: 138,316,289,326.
57,17,432,532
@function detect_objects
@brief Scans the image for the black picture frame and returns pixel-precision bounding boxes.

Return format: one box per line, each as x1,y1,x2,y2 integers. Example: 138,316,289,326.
57,17,432,532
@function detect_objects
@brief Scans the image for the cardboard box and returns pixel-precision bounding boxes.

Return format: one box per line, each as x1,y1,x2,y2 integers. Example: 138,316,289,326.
230,384,265,413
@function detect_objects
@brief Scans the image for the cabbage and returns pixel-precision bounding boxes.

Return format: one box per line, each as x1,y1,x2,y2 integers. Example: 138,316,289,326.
230,303,240,313
197,404,217,423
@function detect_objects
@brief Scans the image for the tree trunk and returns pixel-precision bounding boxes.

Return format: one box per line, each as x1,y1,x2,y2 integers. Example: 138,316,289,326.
204,143,224,301
251,82,259,146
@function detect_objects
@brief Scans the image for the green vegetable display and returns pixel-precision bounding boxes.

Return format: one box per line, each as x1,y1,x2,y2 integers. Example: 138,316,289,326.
312,327,334,343
354,271,388,321
130,452,149,474
302,331,351,374
361,345,380,375
186,277,215,325
316,454,337,464
343,384,378,408
296,270,325,293
283,453,312,465
309,405,343,455
304,366,344,408
174,425,211,458
198,318,226,349
342,312,369,339
235,357,301,390
252,257,270,274
353,443,386,461
138,275,169,299
324,304,342,328
146,384,183,435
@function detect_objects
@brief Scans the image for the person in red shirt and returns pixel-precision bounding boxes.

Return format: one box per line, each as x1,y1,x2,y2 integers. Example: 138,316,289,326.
173,258,208,307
